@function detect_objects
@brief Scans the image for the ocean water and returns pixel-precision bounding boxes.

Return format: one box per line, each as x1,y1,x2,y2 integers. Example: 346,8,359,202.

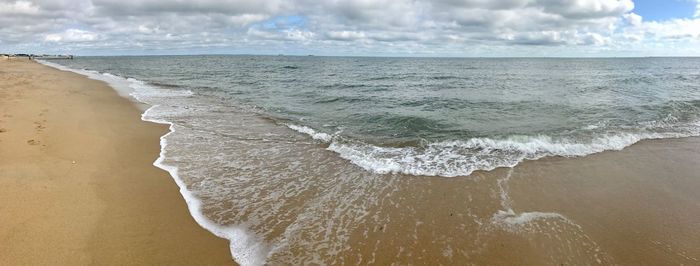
51,56,700,176
44,56,700,264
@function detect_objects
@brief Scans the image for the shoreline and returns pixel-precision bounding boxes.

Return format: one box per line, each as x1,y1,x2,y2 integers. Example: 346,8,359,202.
5,56,699,264
0,58,233,264
36,59,265,265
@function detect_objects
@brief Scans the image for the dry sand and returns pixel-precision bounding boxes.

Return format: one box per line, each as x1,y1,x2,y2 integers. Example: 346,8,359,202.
3,57,699,265
0,58,233,265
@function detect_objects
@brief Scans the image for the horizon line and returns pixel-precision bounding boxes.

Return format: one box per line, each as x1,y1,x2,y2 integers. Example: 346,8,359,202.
30,53,700,59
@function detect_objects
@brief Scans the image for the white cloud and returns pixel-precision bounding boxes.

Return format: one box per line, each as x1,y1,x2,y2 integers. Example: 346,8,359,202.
639,18,700,39
624,13,643,26
0,0,40,15
0,0,698,56
137,25,156,34
284,29,315,41
326,31,366,41
536,0,634,19
44,29,98,42
226,14,269,26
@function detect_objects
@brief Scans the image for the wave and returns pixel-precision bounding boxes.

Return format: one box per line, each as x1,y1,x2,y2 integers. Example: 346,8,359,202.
288,122,700,177
427,75,463,80
318,83,367,90
37,60,267,266
141,105,269,266
286,124,333,142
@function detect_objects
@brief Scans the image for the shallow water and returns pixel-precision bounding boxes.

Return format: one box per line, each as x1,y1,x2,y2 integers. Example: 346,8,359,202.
54,56,700,177
46,56,700,265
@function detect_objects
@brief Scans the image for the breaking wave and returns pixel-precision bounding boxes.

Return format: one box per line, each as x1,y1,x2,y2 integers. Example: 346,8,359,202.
288,121,700,177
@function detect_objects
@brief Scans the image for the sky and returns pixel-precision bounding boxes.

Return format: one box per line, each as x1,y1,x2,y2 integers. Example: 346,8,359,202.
1,0,700,57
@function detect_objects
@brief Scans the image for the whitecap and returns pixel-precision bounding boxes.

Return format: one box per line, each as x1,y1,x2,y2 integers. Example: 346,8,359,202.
286,124,333,142
324,129,700,177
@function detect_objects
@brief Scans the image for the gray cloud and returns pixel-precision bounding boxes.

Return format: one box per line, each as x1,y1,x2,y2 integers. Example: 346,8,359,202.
0,0,697,56
90,0,287,16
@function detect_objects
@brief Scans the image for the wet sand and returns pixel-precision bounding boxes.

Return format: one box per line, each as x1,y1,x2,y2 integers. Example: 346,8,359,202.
0,58,232,265
142,82,700,264
5,57,699,265
161,89,700,264
338,137,700,265
507,137,700,264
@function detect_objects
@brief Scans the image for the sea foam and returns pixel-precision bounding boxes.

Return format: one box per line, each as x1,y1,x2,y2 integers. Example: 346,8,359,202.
37,60,269,266
290,125,700,177
286,124,333,142
144,112,269,266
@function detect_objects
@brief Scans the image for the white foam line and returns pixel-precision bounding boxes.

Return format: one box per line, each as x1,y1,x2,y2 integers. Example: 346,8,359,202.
496,168,514,211
328,130,700,177
491,168,570,226
144,114,269,266
492,208,570,226
37,60,137,100
38,59,268,266
286,124,333,142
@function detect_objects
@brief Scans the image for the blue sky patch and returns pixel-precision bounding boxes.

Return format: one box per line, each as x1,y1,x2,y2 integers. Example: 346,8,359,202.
258,15,308,31
633,0,697,21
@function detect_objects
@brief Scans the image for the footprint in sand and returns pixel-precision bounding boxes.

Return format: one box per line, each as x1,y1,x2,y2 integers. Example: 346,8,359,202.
0,128,6,133
27,139,40,145
34,122,45,131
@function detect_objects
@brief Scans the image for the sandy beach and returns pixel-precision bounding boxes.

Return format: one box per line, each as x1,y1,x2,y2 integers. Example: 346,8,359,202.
3,56,699,265
4,0,700,263
0,58,232,265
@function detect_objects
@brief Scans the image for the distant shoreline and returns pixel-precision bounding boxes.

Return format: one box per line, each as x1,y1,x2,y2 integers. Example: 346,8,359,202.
16,53,700,59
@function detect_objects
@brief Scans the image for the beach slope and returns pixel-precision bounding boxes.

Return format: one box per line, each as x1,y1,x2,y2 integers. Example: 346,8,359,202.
0,58,232,265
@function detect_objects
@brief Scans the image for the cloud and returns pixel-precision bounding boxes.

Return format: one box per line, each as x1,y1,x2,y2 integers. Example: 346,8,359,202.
0,0,41,16
44,29,98,42
624,13,643,26
0,0,698,56
636,18,700,39
535,0,634,19
326,31,366,41
90,0,288,16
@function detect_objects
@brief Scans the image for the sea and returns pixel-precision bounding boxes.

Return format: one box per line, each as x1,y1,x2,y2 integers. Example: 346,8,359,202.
41,56,700,265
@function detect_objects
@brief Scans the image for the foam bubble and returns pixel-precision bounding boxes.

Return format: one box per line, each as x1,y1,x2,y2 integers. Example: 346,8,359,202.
127,78,194,100
286,124,333,142
492,209,569,225
39,60,269,266
490,168,573,230
325,130,700,177
149,119,270,266
284,121,700,177
37,60,137,99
